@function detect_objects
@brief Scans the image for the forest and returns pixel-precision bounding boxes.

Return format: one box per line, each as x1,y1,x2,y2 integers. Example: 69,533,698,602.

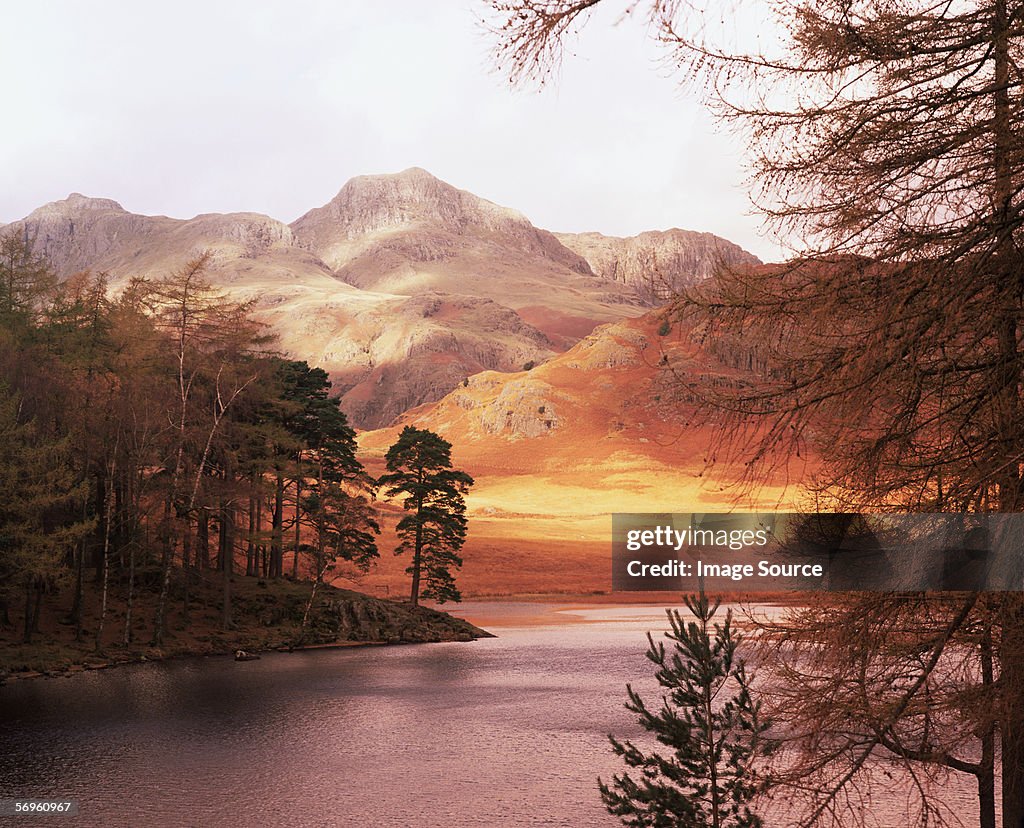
0,237,472,663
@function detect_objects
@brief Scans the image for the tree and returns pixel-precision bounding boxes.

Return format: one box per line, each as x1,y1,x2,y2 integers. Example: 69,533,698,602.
489,1,1024,824
296,380,380,634
147,252,270,643
599,590,769,828
0,386,91,643
0,229,56,324
758,592,1000,828
379,426,474,605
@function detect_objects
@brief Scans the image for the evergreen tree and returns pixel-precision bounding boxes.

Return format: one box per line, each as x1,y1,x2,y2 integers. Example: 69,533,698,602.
0,386,91,643
600,591,769,828
379,426,473,605
0,230,56,325
300,384,379,582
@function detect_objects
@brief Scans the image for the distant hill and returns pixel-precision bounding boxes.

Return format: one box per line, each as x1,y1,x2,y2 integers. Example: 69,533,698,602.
354,311,805,598
7,169,759,428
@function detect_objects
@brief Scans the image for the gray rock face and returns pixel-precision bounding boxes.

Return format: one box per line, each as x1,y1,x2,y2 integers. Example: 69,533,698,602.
555,229,761,305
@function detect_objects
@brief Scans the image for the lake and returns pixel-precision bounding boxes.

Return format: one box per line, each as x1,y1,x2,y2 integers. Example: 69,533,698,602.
0,602,989,826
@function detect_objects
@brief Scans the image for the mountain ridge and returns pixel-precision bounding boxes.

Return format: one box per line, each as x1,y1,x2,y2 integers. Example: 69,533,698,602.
5,169,761,428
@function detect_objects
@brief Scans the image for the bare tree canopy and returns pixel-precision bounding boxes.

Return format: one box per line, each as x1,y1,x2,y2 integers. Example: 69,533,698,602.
488,1,1024,825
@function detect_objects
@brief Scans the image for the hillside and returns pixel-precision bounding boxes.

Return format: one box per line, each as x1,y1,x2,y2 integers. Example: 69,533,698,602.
356,312,807,597
6,170,758,428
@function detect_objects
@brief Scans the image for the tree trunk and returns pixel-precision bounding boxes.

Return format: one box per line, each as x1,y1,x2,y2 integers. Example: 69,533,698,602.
95,451,116,652
152,488,176,647
272,472,284,578
411,490,423,607
197,507,209,571
247,483,257,577
181,518,191,624
222,511,233,631
71,536,86,641
992,2,1024,818
220,460,234,631
1002,597,1024,828
292,475,302,579
123,541,135,646
22,579,33,644
978,622,996,828
31,581,43,636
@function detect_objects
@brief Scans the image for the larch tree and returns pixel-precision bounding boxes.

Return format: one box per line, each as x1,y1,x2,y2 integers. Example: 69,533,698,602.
147,252,270,643
379,426,474,606
488,0,1024,824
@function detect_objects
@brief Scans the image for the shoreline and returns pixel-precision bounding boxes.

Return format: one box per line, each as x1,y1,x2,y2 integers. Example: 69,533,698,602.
0,636,484,686
1,590,802,685
0,577,492,685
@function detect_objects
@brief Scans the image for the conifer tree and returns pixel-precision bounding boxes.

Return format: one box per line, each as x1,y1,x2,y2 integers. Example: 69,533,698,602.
379,426,473,605
0,386,91,643
600,591,769,828
0,230,56,324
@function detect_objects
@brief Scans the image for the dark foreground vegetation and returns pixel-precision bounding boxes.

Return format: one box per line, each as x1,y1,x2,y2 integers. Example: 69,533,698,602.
0,238,482,680
0,569,490,680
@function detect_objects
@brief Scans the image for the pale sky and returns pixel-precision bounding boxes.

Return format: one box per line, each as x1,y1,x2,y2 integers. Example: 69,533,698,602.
0,1,784,261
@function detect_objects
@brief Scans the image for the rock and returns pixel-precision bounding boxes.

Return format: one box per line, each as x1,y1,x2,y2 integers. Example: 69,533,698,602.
291,167,593,275
556,229,761,305
234,650,261,661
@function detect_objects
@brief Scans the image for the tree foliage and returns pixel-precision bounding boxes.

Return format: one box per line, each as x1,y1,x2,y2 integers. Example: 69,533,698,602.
0,231,383,652
600,591,769,828
379,426,474,605
0,385,91,642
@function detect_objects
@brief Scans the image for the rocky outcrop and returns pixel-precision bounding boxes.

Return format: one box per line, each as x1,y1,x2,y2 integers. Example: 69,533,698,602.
555,228,761,305
318,293,557,429
437,373,569,439
317,589,492,643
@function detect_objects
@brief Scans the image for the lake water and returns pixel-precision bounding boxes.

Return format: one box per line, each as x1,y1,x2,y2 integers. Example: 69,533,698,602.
0,603,990,827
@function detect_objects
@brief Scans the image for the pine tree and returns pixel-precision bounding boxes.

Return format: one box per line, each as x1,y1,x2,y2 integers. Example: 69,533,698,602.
378,426,474,605
599,591,769,828
0,386,91,643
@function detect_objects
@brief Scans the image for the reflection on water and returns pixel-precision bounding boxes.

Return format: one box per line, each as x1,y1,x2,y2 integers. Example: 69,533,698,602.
0,603,989,827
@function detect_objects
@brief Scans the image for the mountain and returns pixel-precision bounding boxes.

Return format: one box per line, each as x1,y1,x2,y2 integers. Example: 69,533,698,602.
17,193,313,283
291,168,640,346
356,311,805,596
6,170,760,428
556,229,761,304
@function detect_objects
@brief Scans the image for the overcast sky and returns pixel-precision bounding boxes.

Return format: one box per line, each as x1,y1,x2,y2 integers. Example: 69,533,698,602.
0,1,784,261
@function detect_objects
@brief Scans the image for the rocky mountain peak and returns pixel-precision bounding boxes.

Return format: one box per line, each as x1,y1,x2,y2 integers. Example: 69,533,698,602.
293,167,530,237
555,228,762,305
290,168,593,275
28,193,127,220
